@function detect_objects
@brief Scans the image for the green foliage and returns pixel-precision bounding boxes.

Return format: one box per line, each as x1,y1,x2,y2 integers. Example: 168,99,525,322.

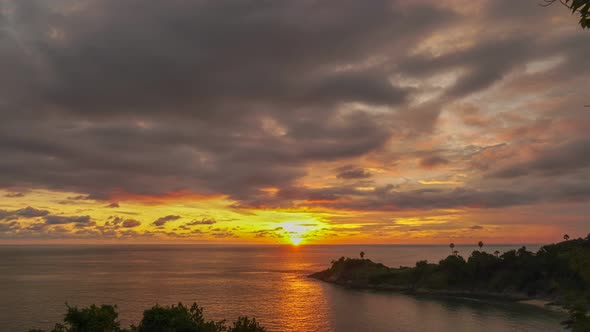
568,0,590,28
64,304,121,332
137,303,220,332
563,298,590,331
545,0,590,28
327,256,390,284
228,317,266,332
29,302,265,332
319,234,590,330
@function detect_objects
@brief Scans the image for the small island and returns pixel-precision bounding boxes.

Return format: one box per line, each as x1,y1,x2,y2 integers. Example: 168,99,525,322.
310,235,590,331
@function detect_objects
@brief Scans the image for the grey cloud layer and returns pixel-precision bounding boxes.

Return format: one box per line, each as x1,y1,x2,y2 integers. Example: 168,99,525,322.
0,207,49,220
0,0,453,200
0,0,589,213
152,215,181,227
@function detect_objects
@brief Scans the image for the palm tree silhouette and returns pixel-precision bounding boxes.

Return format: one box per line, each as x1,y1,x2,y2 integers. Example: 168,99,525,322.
449,243,455,255
564,234,570,241
478,241,484,251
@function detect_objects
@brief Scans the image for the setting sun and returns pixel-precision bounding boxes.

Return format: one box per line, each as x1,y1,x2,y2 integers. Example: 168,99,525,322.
280,222,316,246
290,237,303,246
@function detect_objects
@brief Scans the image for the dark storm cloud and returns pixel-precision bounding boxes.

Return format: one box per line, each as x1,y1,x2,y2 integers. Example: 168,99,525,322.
0,0,455,201
0,221,19,233
0,0,589,216
43,214,92,225
186,218,217,226
490,139,590,178
308,186,538,211
121,219,141,228
336,166,372,179
398,35,536,98
287,178,590,212
419,156,449,169
11,0,441,113
152,215,181,227
0,206,50,220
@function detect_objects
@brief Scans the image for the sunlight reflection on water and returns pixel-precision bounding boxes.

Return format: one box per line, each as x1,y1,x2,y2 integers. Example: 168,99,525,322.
0,244,565,332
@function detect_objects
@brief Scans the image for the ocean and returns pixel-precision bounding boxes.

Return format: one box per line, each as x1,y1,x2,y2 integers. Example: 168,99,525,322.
0,244,566,331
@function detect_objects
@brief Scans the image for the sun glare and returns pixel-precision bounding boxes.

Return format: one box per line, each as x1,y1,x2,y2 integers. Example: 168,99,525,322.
290,237,303,246
280,222,314,246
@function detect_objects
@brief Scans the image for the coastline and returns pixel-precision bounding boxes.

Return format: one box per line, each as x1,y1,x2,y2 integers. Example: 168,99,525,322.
308,268,569,314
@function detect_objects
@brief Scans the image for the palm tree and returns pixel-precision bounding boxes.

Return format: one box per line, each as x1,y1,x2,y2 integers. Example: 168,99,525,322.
449,243,455,255
564,234,570,241
478,241,484,251
494,250,500,257
360,251,365,259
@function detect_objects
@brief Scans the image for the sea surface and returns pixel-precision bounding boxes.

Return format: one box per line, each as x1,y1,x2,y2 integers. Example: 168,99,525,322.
0,244,566,331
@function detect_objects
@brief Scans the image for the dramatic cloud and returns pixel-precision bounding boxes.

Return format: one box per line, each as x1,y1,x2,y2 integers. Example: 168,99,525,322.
419,156,450,169
186,218,217,226
0,207,50,220
121,219,141,228
0,0,589,243
153,215,181,227
336,166,372,179
490,139,590,178
43,215,92,225
4,192,25,198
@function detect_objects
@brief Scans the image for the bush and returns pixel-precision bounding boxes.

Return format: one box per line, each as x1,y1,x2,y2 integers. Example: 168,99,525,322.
30,303,266,332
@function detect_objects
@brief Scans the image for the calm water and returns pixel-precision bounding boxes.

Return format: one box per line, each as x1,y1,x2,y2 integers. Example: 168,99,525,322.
0,244,566,331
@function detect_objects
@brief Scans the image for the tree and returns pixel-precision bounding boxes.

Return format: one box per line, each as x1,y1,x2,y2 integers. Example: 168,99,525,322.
564,234,571,241
137,303,220,332
360,251,365,259
228,317,266,332
63,304,120,332
542,0,590,29
478,241,484,251
449,243,455,255
29,302,266,332
494,250,500,257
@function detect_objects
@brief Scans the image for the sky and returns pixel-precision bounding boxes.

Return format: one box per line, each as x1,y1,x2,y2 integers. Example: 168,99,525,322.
0,0,589,245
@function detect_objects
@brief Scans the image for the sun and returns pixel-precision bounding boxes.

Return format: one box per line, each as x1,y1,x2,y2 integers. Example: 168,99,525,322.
290,236,303,246
280,222,313,246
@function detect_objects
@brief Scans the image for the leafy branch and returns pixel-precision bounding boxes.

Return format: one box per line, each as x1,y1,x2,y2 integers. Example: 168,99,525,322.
541,0,590,28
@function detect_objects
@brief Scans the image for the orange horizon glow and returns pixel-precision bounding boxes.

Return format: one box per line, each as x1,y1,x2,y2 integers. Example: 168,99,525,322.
0,189,583,246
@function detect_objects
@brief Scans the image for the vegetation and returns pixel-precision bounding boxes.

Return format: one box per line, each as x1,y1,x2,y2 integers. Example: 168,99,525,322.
311,235,590,331
543,0,590,28
29,302,265,332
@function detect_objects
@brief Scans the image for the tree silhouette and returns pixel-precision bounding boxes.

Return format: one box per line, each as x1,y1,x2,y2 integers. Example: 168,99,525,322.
453,250,459,257
478,241,484,251
29,302,266,332
317,233,590,331
360,251,365,259
542,0,590,29
564,234,570,241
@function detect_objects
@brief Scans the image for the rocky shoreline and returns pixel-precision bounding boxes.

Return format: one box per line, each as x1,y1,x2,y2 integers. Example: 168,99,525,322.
308,260,567,313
